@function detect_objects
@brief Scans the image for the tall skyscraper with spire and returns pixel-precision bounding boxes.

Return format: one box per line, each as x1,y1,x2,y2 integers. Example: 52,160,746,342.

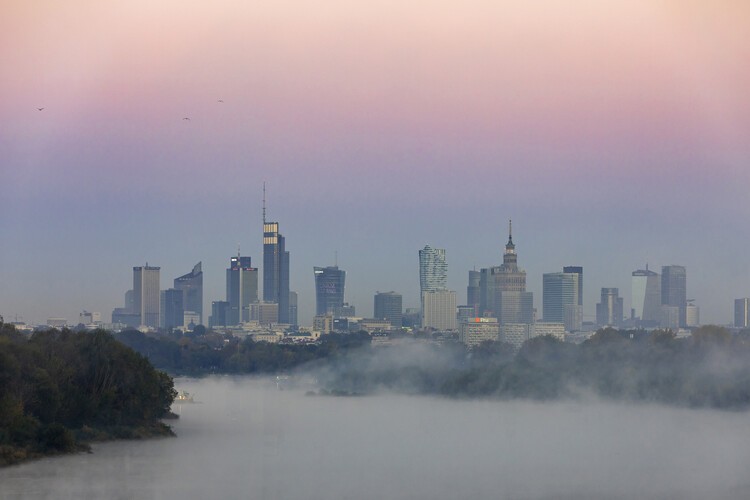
479,220,533,324
262,184,291,323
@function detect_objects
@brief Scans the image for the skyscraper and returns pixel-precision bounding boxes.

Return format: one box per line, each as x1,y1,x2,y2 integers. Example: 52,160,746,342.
596,288,623,327
419,246,447,295
133,265,160,328
662,265,687,327
174,262,203,325
479,220,533,324
421,290,457,330
467,270,480,315
314,266,346,316
227,256,258,325
542,271,581,331
374,291,403,328
632,267,661,325
562,266,583,308
289,291,298,327
735,298,750,328
263,220,290,323
161,288,184,329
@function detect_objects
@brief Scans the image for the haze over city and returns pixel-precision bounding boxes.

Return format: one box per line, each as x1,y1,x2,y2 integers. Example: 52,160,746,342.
2,0,749,326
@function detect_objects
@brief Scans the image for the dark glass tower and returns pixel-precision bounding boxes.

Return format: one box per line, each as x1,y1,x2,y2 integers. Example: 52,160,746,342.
227,256,258,325
661,265,687,327
263,221,290,324
174,262,203,325
314,266,346,316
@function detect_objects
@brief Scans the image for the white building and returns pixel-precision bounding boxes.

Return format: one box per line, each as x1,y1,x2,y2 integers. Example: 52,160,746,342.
459,317,500,347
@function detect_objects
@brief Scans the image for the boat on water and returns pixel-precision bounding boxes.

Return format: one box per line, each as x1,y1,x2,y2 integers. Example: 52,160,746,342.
174,391,195,403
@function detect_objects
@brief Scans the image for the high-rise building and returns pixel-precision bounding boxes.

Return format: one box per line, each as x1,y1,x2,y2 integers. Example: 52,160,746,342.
685,301,700,327
467,270,481,315
661,265,687,327
161,288,184,329
596,288,623,327
133,265,160,328
419,246,448,294
174,262,203,325
263,187,291,324
735,298,750,328
479,221,533,324
226,256,258,325
374,291,403,328
542,271,581,331
209,301,230,328
421,290,457,330
632,267,661,326
264,222,290,322
289,291,298,327
314,266,346,316
562,266,583,308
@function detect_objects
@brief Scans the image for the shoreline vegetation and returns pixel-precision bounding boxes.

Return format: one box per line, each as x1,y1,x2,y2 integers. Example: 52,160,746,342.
4,322,750,466
0,322,176,467
115,324,750,410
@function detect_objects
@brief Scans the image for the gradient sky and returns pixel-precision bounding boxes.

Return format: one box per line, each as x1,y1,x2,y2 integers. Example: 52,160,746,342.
1,0,749,326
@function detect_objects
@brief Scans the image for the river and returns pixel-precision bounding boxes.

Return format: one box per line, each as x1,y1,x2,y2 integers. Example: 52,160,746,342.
1,376,749,499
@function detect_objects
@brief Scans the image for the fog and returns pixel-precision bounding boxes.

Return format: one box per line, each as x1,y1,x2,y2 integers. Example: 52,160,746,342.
1,377,749,500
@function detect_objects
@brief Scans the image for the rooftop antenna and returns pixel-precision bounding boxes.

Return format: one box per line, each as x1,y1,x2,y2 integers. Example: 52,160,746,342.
334,250,338,267
238,243,241,258
262,182,266,224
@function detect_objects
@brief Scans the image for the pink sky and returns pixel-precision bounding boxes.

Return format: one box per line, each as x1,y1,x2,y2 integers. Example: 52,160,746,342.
1,0,749,324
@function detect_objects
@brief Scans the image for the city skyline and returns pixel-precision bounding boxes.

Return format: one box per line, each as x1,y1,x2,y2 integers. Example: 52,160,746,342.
2,1,749,327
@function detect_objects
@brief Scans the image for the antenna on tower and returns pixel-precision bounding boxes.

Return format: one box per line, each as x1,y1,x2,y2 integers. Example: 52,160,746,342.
334,250,338,267
509,219,512,238
238,244,241,258
262,182,266,224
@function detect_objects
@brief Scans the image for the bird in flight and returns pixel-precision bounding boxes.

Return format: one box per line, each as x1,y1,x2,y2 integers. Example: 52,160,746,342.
182,117,190,121
37,107,44,111
217,99,224,103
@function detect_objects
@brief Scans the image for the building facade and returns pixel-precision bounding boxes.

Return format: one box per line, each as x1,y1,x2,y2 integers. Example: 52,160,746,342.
421,290,457,330
174,262,203,325
459,317,500,347
632,267,661,326
161,288,184,329
419,246,448,295
661,265,687,327
542,271,581,331
596,288,623,327
314,266,346,316
226,256,258,325
735,298,750,328
263,220,290,323
479,221,533,324
133,265,160,328
374,291,403,328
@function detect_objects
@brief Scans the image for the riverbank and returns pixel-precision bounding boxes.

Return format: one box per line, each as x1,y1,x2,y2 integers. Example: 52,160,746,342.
0,420,176,467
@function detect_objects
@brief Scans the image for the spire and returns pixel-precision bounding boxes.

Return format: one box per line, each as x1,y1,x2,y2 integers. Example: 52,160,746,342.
505,219,515,252
262,182,266,224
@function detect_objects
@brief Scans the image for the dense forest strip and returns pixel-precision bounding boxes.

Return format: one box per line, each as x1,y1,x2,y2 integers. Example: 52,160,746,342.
0,323,176,466
114,326,750,410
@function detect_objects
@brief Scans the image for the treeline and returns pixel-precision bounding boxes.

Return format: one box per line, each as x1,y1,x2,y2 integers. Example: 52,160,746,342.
317,326,750,409
113,329,372,376
0,323,176,466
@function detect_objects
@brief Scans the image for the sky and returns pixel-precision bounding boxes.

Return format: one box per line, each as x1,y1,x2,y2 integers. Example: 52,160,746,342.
1,0,749,326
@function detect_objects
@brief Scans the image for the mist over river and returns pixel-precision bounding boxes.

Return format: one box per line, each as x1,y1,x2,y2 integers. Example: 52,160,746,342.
2,376,749,500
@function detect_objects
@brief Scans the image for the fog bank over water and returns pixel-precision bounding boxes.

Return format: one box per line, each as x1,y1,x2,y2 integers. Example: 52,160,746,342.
2,377,749,499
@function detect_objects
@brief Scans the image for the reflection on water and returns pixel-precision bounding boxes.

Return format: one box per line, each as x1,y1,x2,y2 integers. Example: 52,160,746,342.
1,376,750,500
